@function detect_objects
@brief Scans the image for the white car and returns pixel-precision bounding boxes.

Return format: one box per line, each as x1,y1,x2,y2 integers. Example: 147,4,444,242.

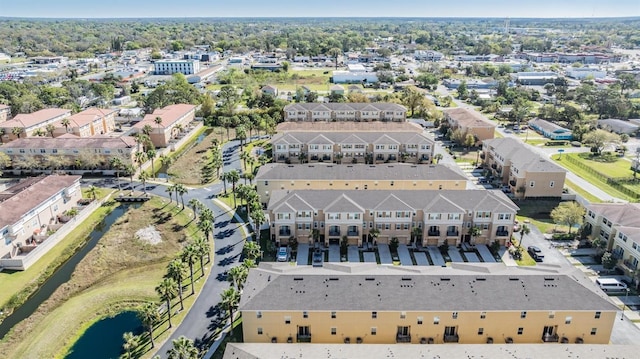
277,247,289,262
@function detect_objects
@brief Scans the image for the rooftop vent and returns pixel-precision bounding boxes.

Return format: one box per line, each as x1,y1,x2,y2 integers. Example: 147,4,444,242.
293,277,304,281
476,277,486,281
401,277,412,281
544,277,555,281
440,278,451,281
365,277,375,281
509,277,519,281
329,277,339,281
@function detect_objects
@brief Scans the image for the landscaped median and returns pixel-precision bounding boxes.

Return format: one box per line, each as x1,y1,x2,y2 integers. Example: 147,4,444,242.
0,196,210,359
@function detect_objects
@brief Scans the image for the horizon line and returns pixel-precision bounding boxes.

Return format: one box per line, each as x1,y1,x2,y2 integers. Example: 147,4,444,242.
1,15,639,20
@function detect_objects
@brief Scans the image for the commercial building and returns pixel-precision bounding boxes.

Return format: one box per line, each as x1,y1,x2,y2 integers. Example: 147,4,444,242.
443,108,496,144
332,64,379,84
0,108,71,142
283,103,407,122
153,59,201,75
512,71,559,85
528,118,573,140
53,108,118,138
566,67,606,80
482,138,566,199
267,189,518,246
255,163,470,204
271,122,434,165
239,263,617,345
414,50,444,61
133,104,197,148
597,119,639,135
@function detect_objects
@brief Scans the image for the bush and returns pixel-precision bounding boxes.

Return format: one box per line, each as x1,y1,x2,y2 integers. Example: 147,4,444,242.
545,141,568,146
552,233,575,241
570,141,582,147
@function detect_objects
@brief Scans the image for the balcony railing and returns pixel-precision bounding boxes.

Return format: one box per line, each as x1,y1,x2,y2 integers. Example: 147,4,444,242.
446,230,459,237
496,230,509,237
347,230,359,236
542,334,559,343
297,334,312,343
443,334,459,343
623,260,638,270
428,230,440,236
279,230,291,236
396,334,411,343
329,230,341,236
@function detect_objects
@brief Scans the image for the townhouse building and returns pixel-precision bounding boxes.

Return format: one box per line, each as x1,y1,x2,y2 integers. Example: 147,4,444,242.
584,202,640,278
0,175,82,261
239,263,617,345
283,103,406,122
53,107,118,138
256,163,470,204
482,138,566,199
267,189,518,247
0,136,137,172
443,108,496,144
133,104,197,148
0,104,10,122
0,108,71,142
271,122,434,165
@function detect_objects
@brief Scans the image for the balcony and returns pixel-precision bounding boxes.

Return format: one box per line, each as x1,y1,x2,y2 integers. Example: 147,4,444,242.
321,155,331,161
622,259,638,271
427,230,440,236
443,334,459,343
496,230,509,237
347,230,359,236
509,180,517,187
388,155,397,161
542,334,559,343
297,334,312,343
329,230,341,236
396,334,412,343
446,230,459,237
279,229,291,236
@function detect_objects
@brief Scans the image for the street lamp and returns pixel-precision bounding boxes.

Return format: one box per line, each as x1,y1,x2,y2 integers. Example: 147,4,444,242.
621,288,630,321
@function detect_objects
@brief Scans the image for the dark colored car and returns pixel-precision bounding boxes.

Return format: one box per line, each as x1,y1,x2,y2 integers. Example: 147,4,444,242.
527,246,544,261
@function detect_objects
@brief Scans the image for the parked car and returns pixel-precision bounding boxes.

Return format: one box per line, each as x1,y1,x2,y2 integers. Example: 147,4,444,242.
527,246,544,261
595,278,628,293
312,249,323,267
277,247,289,262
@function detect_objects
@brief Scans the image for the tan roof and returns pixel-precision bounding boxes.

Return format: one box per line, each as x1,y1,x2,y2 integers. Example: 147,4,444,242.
62,108,117,128
3,108,71,128
1,136,137,149
134,104,196,129
445,108,496,128
0,175,81,228
0,104,10,111
277,121,422,133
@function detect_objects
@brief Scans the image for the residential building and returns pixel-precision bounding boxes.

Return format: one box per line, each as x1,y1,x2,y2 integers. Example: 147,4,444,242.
283,103,407,122
597,119,639,135
584,203,640,278
0,175,82,261
256,163,469,204
0,104,10,122
482,138,566,198
153,59,200,75
261,85,278,97
53,108,118,138
0,108,71,142
520,52,620,64
267,189,518,246
443,108,496,144
271,122,434,165
414,50,444,61
453,54,502,62
240,263,617,345
0,136,137,172
528,118,573,140
133,104,197,148
329,85,344,96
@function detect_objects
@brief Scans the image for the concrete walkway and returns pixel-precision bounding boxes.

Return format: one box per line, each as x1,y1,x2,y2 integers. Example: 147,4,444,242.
427,246,446,266
397,244,413,265
348,245,359,262
465,252,481,262
378,244,393,264
297,243,309,265
499,246,518,267
363,252,376,263
476,244,496,262
448,246,464,262
414,251,430,266
328,244,340,262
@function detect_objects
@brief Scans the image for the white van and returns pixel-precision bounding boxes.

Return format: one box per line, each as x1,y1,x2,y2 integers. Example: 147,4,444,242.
595,278,628,292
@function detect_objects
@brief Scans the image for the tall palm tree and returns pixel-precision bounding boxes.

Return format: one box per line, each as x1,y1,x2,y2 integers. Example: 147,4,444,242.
110,157,124,191
155,278,178,328
220,171,229,194
61,118,71,133
228,265,248,292
242,258,257,270
240,150,250,171
181,244,199,295
154,116,163,132
243,241,261,261
142,124,153,136
197,216,213,243
165,185,174,204
227,170,240,207
159,154,173,181
249,206,266,241
220,287,240,336
124,164,136,189
519,224,531,248
175,184,188,210
194,236,210,275
147,148,157,178
137,302,161,349
139,171,150,195
167,336,199,359
247,157,256,174
188,198,203,220
121,332,140,359
86,185,98,200
328,47,342,69
166,259,187,311
134,151,147,174
469,226,482,245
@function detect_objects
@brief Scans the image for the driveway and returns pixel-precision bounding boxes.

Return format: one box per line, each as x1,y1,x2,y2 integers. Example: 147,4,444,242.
476,245,496,262
448,246,464,262
464,251,481,262
297,243,309,265
414,251,430,266
347,245,359,262
363,252,376,263
427,246,445,266
397,244,413,265
328,244,340,262
378,244,393,264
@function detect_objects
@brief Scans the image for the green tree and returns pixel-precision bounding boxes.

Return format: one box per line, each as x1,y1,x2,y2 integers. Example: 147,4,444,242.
181,244,199,295
166,259,187,311
217,85,240,115
167,336,199,359
228,265,248,292
401,86,424,117
519,224,531,248
227,169,240,207
468,226,482,244
137,302,161,349
583,129,621,156
243,240,262,261
155,278,178,328
550,202,585,235
456,81,468,100
188,198,203,221
220,287,240,337
110,157,124,191
120,332,140,359
86,185,98,200
601,251,617,270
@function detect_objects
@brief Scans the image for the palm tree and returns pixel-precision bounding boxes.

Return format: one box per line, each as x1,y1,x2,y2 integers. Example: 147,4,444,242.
154,116,163,131
137,302,161,349
142,124,153,136
328,47,342,69
181,244,199,295
220,287,240,336
147,148,157,177
159,154,173,181
194,236,210,275
433,153,443,164
258,154,269,167
166,259,187,311
369,228,380,246
228,265,248,292
155,278,178,328
469,226,482,245
124,164,136,189
175,184,188,209
139,171,150,195
220,171,229,194
197,216,213,244
45,123,56,137
244,172,255,185
61,118,71,133
110,157,124,191
12,127,23,139
243,240,261,261
411,226,422,246
249,206,266,241
242,258,257,269
86,185,98,200
121,332,140,359
188,198,203,220
227,170,240,207
135,151,147,173
165,185,174,204
519,224,531,248
240,150,250,170
0,128,4,143
167,336,199,359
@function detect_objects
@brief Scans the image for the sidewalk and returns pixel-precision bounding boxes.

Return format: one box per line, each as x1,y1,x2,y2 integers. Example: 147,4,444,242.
499,246,518,267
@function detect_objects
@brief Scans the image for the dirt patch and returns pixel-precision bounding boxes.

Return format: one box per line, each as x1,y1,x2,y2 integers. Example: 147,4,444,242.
135,225,162,245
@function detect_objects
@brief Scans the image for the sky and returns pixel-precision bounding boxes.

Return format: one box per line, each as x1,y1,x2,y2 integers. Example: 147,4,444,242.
0,0,639,18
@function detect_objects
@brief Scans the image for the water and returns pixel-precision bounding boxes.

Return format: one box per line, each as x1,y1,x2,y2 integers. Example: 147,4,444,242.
65,311,143,359
0,205,131,339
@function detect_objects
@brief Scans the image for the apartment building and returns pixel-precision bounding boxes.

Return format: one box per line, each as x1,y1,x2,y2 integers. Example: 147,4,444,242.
153,59,200,75
0,108,71,142
256,163,469,205
0,136,137,172
283,103,406,122
133,104,197,148
53,107,118,138
0,104,10,122
443,108,496,144
240,263,617,345
267,189,518,246
584,202,640,278
0,175,82,260
482,138,566,198
272,122,434,164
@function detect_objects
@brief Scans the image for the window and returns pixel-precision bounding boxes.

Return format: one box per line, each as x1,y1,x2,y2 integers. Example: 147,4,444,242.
285,316,291,324
452,312,458,319
331,311,336,319
371,327,377,335
258,328,263,335
549,311,555,319
433,316,440,325
372,311,377,319
303,311,308,318
565,316,572,324
331,327,336,335
400,312,406,319
478,328,484,335
529,181,535,187
480,312,486,319
257,311,262,318
417,316,423,325
520,311,527,319
591,328,597,335
595,311,601,319
517,327,523,335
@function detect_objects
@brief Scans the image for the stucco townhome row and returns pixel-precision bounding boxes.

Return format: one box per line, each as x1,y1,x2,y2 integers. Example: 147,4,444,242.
271,122,435,164
133,104,197,148
482,137,566,198
283,102,407,122
0,108,71,142
238,263,617,346
267,189,518,246
443,108,496,144
53,108,118,138
584,202,640,279
256,163,470,205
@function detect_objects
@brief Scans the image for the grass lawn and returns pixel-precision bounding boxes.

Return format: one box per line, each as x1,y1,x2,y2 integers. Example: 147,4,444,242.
0,197,206,359
169,126,231,185
515,199,566,235
515,250,537,266
564,179,602,203
0,189,115,316
568,153,634,178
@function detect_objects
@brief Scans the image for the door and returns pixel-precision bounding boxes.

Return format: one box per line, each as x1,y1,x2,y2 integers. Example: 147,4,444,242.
444,326,457,336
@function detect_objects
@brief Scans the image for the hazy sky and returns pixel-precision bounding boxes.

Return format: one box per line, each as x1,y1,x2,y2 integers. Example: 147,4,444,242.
1,0,639,18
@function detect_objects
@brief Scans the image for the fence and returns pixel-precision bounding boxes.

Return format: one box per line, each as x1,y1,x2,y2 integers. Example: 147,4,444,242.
563,155,640,200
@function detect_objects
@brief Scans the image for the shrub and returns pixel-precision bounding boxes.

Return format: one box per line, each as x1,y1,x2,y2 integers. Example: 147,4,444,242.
552,233,575,241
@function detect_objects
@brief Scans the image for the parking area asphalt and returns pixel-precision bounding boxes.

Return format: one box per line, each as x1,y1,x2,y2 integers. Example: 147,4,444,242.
414,251,430,265
448,246,464,262
464,251,481,262
363,252,376,262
